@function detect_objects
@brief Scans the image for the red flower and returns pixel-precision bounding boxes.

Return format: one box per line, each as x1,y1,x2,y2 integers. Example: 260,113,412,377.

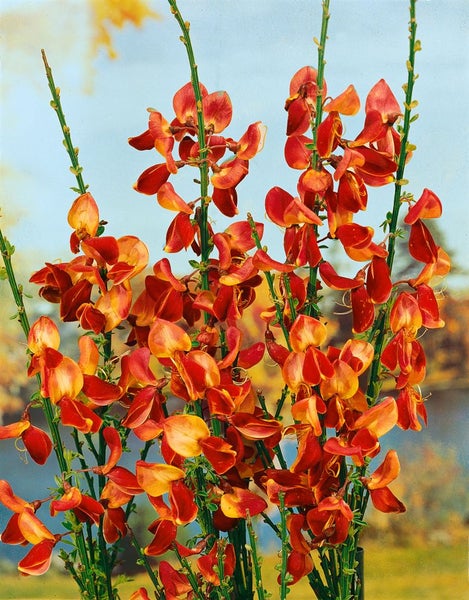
197,540,236,585
361,450,406,513
306,496,354,545
0,420,52,465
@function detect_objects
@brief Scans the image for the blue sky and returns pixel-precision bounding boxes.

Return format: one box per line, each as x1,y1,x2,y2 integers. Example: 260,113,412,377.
1,0,468,289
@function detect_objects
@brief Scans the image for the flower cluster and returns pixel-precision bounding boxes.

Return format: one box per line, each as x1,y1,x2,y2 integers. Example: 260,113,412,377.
0,2,448,598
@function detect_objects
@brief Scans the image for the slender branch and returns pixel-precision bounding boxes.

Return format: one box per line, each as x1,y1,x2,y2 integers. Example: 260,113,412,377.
311,0,331,170
278,493,291,600
0,230,31,339
365,0,420,405
168,0,211,300
306,0,331,320
246,513,268,600
41,50,88,196
387,0,419,270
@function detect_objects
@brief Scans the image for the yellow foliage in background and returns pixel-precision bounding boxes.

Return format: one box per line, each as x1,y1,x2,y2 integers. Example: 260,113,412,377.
89,0,161,58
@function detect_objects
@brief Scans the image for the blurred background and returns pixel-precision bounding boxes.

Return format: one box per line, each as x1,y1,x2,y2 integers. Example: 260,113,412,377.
1,1,468,597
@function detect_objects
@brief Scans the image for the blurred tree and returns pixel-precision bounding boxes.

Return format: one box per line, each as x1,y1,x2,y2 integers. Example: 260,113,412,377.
0,250,30,423
89,0,161,59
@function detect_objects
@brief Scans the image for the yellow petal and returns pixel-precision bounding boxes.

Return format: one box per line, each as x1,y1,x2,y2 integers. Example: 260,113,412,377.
135,461,185,497
163,415,210,458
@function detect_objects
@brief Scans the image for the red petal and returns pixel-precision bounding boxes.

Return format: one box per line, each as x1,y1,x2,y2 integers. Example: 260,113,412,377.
18,539,55,576
203,91,232,132
98,426,123,475
353,396,398,437
408,219,438,263
134,164,171,195
128,128,155,150
351,285,375,333
0,480,32,513
145,519,177,556
224,220,263,252
162,415,210,457
324,84,360,115
286,97,311,136
252,249,295,272
173,81,207,124
316,112,342,158
365,79,401,124
319,261,363,290
366,256,392,304
22,426,52,465
369,486,406,513
220,487,267,518
265,186,322,227
106,466,143,496
27,316,60,354
337,171,368,212
290,314,327,351
82,374,121,406
238,342,265,369
284,134,312,169
229,412,282,442
211,158,248,190
404,188,442,224
415,284,444,328
157,182,193,214
59,397,102,434
212,187,239,217
236,121,266,159
164,212,195,253
200,436,237,475
148,318,192,358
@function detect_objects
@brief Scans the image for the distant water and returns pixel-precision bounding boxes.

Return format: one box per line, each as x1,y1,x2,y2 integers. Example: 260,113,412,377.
382,387,468,470
1,387,467,563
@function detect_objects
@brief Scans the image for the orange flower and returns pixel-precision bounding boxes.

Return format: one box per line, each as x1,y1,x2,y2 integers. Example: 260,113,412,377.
353,396,398,438
18,539,57,576
50,486,104,526
306,496,354,545
148,318,192,358
162,414,210,458
361,450,406,513
67,192,100,251
135,460,185,497
220,486,267,519
197,541,236,585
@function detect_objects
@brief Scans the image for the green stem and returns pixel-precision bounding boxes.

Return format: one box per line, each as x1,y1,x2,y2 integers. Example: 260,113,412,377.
246,514,268,600
311,0,331,170
307,564,332,600
41,51,119,599
274,385,291,420
215,541,233,600
41,50,88,195
168,0,211,299
247,213,292,350
306,0,330,320
174,546,207,600
365,0,419,406
0,230,71,477
129,529,165,600
282,274,298,322
387,0,419,271
278,493,290,600
228,521,253,599
0,229,30,338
